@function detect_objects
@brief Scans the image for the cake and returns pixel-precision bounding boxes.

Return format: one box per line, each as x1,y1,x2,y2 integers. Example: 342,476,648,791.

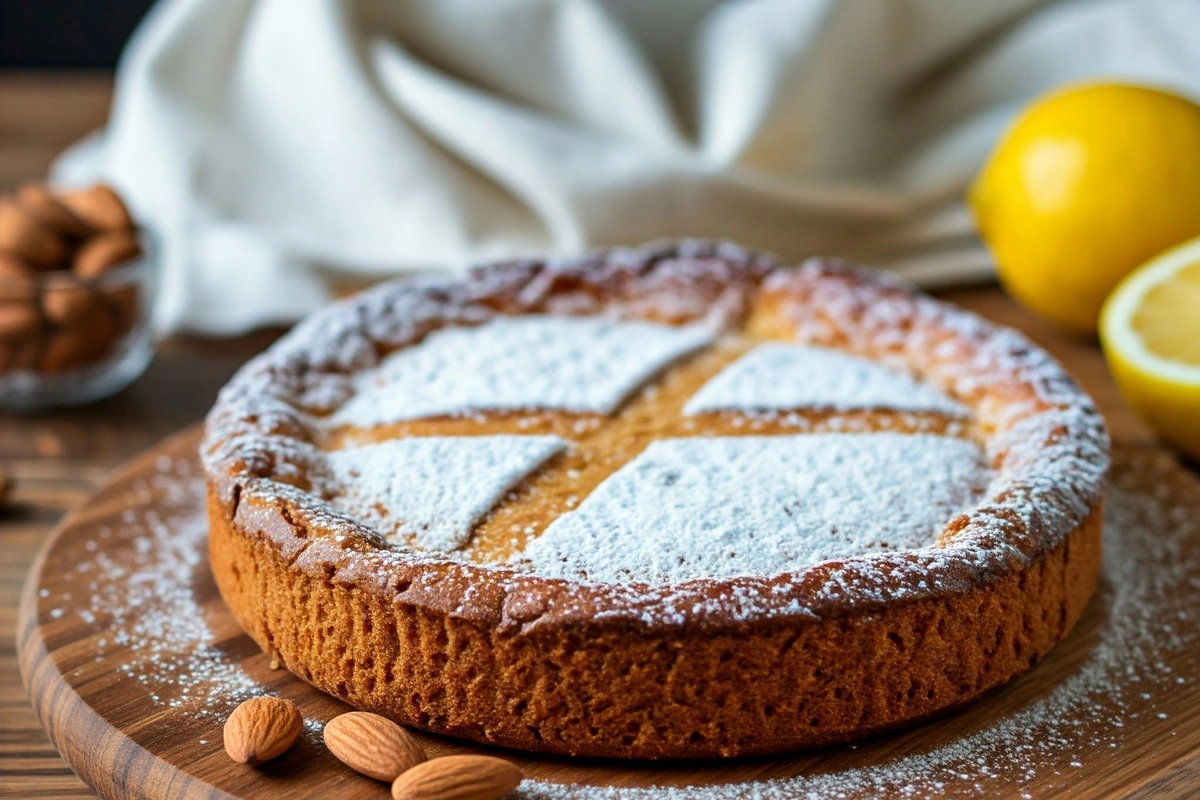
201,240,1109,759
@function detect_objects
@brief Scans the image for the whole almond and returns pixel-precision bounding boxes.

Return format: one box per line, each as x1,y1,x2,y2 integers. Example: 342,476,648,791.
39,305,118,373
0,253,35,281
98,284,141,334
0,200,69,268
390,755,523,800
3,336,42,372
42,278,99,326
17,184,92,238
0,302,41,340
324,711,427,782
40,327,97,374
0,257,37,309
73,230,142,279
59,184,134,231
223,696,303,765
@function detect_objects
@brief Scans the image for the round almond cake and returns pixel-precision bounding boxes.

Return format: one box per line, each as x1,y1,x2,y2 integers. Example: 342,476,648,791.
202,240,1109,759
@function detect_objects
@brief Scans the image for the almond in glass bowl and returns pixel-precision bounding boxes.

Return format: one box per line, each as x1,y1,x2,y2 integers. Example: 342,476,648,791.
0,183,156,410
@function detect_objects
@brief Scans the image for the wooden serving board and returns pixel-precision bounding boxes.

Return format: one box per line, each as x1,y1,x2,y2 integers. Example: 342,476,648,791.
17,426,1200,799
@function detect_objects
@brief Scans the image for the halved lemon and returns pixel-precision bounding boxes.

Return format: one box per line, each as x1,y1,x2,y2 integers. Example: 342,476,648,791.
1100,236,1200,461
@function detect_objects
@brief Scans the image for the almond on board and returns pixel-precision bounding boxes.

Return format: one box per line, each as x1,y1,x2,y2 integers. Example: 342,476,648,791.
223,696,303,766
324,711,427,782
390,755,524,800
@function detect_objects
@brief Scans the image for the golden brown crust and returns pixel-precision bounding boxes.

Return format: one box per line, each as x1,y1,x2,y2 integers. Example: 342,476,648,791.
202,240,1109,758
209,491,1100,758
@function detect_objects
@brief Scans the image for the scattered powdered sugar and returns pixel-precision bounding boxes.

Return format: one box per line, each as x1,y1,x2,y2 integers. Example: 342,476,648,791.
331,316,712,427
514,449,1199,798
683,343,968,417
48,456,261,719
520,434,989,584
324,436,565,550
37,448,1198,797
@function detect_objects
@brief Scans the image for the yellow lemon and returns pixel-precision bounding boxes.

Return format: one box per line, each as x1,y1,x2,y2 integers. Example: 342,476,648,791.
1100,235,1200,461
969,82,1200,335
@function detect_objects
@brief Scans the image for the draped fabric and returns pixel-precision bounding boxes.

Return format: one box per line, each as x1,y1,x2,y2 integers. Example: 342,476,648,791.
54,0,1200,333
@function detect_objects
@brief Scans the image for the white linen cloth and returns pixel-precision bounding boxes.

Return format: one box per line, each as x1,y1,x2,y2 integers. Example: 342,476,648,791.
54,0,1200,334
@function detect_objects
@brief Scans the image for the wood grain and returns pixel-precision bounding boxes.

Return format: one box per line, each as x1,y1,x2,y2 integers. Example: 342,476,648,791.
15,428,1200,800
0,333,282,800
1,71,1197,800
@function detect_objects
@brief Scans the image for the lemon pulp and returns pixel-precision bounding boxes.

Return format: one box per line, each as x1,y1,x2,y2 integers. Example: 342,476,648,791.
1101,237,1200,461
1131,260,1200,365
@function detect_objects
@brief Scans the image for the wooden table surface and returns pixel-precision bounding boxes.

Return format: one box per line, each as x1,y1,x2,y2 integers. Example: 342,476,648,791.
0,73,1178,799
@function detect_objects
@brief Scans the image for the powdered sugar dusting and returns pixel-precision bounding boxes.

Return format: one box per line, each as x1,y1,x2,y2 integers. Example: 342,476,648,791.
332,316,712,427
42,455,261,719
200,246,1110,627
36,447,1198,797
513,448,1199,798
325,436,565,550
683,344,968,416
519,434,989,584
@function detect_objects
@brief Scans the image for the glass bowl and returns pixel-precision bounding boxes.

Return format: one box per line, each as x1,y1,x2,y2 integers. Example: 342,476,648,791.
0,230,157,410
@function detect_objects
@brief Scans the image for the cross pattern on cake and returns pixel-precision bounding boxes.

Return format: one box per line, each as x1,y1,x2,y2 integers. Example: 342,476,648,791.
322,315,989,585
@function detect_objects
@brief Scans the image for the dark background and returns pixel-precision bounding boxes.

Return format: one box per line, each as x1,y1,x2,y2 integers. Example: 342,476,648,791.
1,0,154,68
